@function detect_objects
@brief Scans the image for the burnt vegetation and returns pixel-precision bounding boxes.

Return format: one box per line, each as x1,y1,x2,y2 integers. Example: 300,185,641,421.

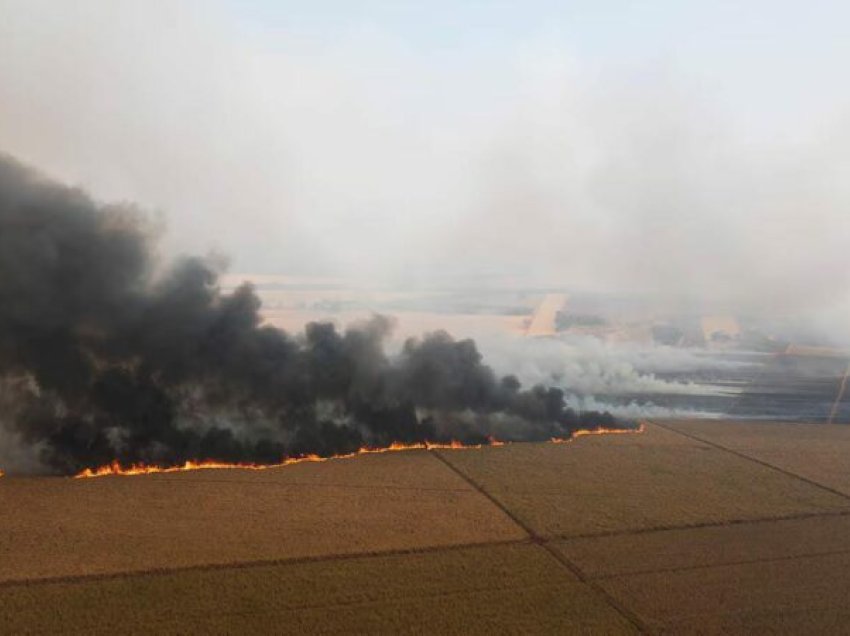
0,154,623,474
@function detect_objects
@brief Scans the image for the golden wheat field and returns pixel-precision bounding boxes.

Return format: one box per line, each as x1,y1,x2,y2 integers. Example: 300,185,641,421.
434,423,850,538
0,543,636,635
3,420,850,633
0,450,524,582
662,419,850,495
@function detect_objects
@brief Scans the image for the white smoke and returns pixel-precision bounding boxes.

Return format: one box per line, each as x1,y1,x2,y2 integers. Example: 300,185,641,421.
0,1,847,340
566,394,723,421
476,333,751,397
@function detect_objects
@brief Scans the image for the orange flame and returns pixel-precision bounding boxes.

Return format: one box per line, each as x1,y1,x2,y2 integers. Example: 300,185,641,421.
73,425,644,479
551,422,646,443
0,469,4,478
75,440,486,479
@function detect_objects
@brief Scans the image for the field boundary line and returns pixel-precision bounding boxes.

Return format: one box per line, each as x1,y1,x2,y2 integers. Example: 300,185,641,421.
134,476,474,493
431,450,652,634
0,538,531,590
551,508,850,542
429,451,536,538
648,419,850,502
590,545,850,581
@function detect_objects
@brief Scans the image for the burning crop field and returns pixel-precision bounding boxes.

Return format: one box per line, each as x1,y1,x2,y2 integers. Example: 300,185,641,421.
1,120,849,636
0,154,630,478
3,1,850,632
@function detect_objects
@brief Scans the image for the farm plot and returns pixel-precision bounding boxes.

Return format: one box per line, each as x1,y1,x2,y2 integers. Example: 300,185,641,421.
600,547,850,633
553,513,850,579
435,423,849,538
0,543,636,635
662,419,850,496
0,450,525,583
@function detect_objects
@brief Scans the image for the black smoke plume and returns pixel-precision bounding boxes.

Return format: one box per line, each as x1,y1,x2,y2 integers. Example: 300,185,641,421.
0,154,625,474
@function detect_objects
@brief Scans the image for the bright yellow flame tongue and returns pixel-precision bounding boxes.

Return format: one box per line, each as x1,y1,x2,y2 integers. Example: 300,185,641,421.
73,424,645,479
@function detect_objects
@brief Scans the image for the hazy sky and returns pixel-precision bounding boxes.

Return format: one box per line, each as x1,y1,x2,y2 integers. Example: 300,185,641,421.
1,1,848,328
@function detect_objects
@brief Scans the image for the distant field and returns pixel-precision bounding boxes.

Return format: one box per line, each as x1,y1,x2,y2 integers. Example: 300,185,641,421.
525,293,568,337
221,274,536,339
260,308,528,339
700,314,741,340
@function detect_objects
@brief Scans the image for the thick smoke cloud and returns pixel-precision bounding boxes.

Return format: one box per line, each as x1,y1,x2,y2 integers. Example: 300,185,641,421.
1,1,848,338
0,155,621,474
1,2,848,348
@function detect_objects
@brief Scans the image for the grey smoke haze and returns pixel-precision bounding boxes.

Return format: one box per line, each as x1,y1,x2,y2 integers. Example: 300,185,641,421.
0,154,622,474
476,334,751,397
565,395,722,422
0,0,848,340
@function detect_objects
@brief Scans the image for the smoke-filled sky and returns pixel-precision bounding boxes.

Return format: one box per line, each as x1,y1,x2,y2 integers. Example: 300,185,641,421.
1,0,849,333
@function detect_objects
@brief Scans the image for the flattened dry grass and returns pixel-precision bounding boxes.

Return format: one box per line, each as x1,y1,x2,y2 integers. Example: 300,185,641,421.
436,423,850,538
0,451,525,583
0,543,637,635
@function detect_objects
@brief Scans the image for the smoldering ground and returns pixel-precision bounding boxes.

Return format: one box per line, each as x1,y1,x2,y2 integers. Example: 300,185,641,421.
0,154,623,475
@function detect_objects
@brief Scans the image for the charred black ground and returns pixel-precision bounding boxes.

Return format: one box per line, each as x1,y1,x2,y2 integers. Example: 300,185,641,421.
0,154,624,474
